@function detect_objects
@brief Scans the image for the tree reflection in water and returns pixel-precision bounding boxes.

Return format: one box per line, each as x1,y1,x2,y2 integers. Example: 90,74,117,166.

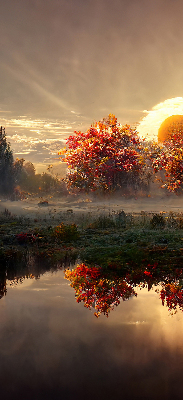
0,255,183,317
159,282,183,314
65,263,183,317
0,251,75,301
0,271,6,299
65,263,137,317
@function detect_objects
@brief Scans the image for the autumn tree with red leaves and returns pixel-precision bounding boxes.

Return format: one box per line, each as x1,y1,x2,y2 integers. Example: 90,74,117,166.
152,130,183,193
60,114,147,193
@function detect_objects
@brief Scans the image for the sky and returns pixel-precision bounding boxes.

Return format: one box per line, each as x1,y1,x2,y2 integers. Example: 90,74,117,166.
1,0,183,173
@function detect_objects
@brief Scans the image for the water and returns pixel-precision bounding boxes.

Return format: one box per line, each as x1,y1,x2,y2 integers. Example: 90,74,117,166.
1,266,183,400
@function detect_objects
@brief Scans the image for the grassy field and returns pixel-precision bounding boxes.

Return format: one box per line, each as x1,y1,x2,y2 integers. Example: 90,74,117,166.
1,205,183,271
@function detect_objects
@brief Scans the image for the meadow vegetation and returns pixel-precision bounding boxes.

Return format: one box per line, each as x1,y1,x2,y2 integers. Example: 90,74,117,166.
0,206,183,269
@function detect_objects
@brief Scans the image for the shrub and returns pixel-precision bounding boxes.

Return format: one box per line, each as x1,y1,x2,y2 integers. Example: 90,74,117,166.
88,215,116,229
53,223,79,242
16,232,36,244
150,214,165,229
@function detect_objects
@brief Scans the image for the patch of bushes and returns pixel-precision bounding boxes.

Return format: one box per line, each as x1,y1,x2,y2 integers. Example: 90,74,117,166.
88,215,116,229
53,223,79,242
150,214,166,229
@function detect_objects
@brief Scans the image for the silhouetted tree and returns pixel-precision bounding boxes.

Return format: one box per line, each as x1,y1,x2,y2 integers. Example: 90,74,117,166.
24,161,35,176
0,127,14,195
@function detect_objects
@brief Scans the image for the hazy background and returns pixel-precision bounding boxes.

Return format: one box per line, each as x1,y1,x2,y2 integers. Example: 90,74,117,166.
1,0,183,172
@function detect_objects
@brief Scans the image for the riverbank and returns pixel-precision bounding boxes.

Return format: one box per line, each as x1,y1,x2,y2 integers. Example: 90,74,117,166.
1,195,183,270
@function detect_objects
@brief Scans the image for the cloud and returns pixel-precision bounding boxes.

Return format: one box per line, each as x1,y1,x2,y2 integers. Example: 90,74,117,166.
138,97,183,140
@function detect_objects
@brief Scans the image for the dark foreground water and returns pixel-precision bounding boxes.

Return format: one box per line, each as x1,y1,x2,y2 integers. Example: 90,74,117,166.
1,266,183,400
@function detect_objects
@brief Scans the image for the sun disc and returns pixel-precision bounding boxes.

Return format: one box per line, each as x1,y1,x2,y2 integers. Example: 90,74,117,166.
158,115,183,142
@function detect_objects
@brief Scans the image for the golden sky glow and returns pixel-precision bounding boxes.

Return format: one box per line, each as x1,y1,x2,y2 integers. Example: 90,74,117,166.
1,1,183,170
138,97,183,141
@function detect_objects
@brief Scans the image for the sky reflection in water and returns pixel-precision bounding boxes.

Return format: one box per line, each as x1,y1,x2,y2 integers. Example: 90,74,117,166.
0,268,183,399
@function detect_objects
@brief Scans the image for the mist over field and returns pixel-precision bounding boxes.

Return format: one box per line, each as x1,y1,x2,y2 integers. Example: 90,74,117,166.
0,190,182,223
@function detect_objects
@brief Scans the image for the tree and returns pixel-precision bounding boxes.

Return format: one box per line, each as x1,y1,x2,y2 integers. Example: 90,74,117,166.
13,158,25,184
152,130,183,192
24,161,35,176
0,127,14,195
60,114,145,193
14,159,37,193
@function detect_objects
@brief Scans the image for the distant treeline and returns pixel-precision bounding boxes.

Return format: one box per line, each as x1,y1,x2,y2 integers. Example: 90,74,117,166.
0,127,67,199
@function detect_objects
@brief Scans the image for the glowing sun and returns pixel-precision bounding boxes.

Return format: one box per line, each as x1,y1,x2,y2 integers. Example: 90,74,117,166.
158,115,183,142
138,97,183,141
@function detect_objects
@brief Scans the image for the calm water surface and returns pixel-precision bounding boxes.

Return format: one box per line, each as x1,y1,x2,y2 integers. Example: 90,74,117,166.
1,267,183,400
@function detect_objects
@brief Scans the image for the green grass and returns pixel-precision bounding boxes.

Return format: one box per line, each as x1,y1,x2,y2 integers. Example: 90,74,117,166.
1,209,183,269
